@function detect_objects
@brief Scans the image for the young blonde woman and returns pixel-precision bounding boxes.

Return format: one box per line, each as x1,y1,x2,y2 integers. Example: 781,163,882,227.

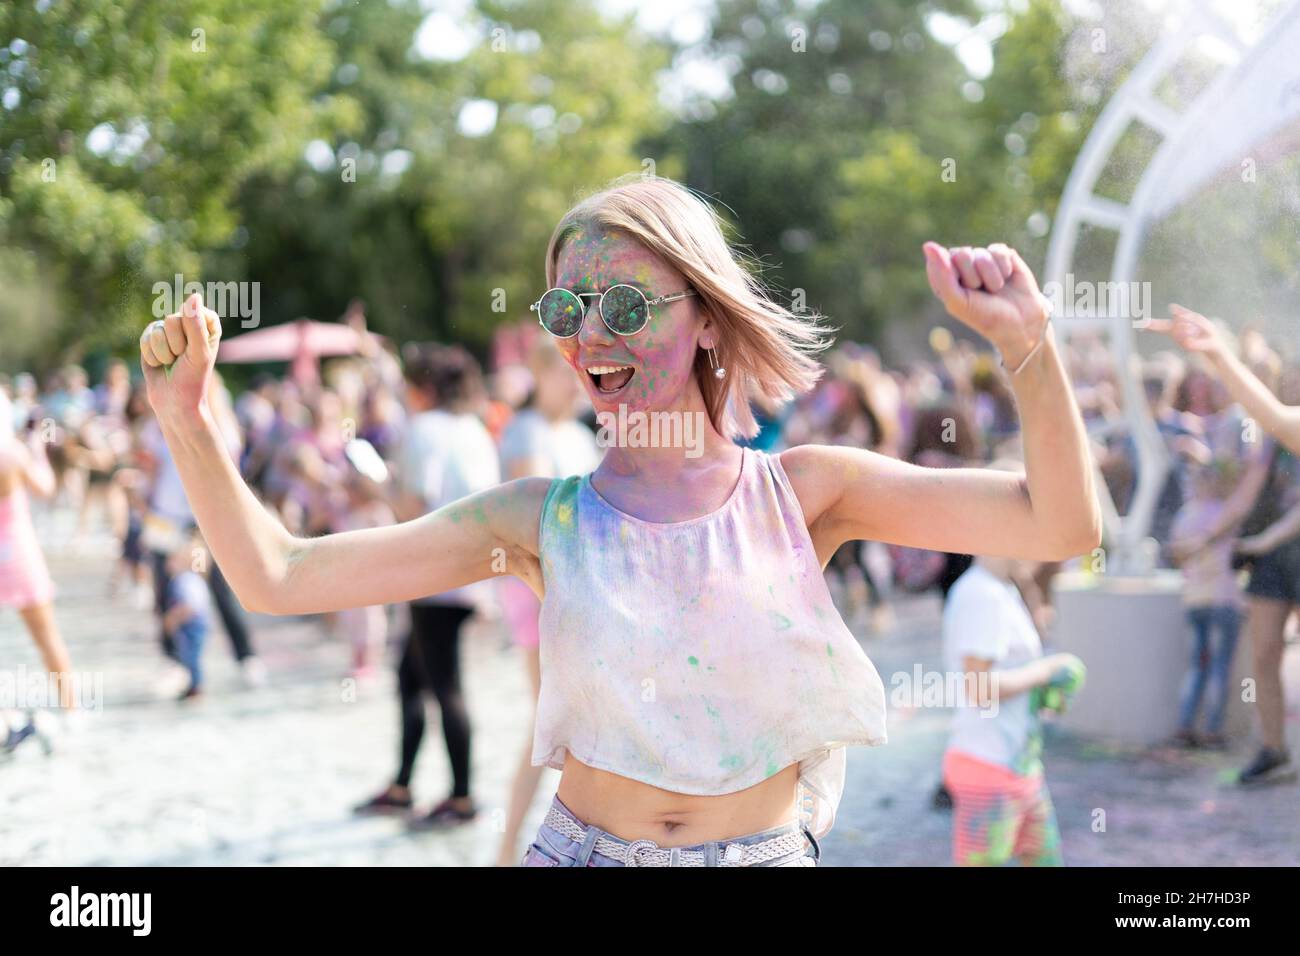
139,175,1100,867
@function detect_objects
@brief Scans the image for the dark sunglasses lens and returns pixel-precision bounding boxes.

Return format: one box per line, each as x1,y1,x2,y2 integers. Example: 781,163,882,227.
601,285,649,335
538,289,583,337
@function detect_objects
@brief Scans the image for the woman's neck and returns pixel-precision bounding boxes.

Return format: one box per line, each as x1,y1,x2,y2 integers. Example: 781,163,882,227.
598,386,729,475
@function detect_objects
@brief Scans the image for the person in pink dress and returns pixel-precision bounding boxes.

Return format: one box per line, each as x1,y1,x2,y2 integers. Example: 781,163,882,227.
0,389,75,753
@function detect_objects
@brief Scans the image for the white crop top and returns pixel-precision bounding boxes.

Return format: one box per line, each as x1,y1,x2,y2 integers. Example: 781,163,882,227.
532,446,888,838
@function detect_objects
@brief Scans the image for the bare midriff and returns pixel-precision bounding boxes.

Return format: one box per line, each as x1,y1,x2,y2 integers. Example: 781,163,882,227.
555,752,800,846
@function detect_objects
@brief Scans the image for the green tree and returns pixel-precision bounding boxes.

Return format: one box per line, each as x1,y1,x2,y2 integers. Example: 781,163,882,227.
228,0,676,355
653,0,984,346
0,0,346,370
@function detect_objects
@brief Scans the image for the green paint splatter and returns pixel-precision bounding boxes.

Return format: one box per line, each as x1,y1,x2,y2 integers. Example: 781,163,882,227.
687,655,699,667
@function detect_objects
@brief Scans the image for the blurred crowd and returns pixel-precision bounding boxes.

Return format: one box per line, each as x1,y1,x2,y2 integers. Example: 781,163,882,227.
4,314,1298,663
3,310,1298,794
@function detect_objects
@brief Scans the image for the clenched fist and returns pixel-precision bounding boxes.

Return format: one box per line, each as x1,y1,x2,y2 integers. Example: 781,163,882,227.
139,292,223,423
922,241,1052,371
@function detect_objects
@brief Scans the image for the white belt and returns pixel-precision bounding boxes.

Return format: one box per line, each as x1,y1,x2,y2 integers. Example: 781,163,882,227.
542,805,809,867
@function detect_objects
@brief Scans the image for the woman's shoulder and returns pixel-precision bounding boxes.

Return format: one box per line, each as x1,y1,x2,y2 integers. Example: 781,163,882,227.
771,441,883,487
759,443,871,530
476,475,558,557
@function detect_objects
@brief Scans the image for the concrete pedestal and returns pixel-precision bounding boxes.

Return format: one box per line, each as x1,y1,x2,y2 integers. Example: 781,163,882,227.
1051,571,1254,744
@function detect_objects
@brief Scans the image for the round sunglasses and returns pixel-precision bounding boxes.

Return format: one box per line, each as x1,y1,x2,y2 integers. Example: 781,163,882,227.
529,284,697,338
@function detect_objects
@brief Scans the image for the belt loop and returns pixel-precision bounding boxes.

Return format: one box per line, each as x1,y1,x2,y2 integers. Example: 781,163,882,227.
704,841,718,867
574,824,602,867
669,847,681,867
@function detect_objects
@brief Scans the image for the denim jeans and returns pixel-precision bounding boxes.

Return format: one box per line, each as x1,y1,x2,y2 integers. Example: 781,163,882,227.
1177,604,1241,735
173,620,207,692
521,795,821,867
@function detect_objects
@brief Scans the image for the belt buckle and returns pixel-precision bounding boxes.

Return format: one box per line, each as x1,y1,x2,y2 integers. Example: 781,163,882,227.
623,839,658,867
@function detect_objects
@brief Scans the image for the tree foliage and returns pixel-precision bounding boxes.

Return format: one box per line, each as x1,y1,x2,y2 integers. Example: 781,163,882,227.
8,0,1287,374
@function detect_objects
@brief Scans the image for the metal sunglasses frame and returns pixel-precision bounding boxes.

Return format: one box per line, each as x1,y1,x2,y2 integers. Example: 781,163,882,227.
529,284,697,338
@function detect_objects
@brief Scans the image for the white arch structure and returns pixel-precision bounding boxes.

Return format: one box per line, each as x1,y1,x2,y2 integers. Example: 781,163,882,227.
1045,0,1300,573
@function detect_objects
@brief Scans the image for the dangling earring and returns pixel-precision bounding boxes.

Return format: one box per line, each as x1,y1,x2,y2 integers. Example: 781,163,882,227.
707,345,727,380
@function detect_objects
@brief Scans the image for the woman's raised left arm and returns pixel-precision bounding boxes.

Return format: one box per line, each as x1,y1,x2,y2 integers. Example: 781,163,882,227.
784,242,1102,563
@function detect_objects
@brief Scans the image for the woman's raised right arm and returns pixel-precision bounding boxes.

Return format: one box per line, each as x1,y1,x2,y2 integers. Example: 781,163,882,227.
141,293,546,615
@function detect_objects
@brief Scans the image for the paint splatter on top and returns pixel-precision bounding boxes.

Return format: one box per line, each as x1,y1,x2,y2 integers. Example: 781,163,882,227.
531,447,888,840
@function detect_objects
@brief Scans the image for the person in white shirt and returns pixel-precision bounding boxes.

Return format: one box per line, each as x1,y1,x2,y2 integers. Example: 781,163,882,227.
354,344,501,828
941,501,1085,866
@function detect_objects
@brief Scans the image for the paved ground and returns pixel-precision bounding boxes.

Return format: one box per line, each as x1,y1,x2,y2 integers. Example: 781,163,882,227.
2,509,1297,866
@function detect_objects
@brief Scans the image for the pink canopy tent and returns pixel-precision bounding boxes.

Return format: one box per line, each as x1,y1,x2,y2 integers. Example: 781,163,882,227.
217,318,386,386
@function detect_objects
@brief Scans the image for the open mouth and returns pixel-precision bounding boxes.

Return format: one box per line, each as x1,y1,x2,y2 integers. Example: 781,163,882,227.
586,364,636,395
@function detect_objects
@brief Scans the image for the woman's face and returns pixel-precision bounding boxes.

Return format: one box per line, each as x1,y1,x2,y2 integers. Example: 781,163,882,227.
551,228,706,417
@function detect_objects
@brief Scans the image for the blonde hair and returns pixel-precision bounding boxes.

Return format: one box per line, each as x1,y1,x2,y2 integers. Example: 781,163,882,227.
543,174,832,439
